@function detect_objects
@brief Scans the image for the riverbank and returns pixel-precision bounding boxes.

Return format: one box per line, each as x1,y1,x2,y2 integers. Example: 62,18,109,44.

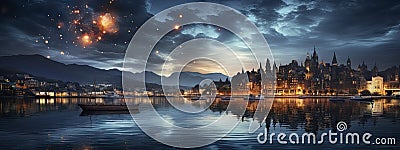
0,95,394,99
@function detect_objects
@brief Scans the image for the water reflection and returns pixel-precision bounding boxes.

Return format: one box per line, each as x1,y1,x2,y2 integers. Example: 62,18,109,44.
1,97,400,130
0,97,399,149
0,98,127,118
2,98,400,125
209,98,399,133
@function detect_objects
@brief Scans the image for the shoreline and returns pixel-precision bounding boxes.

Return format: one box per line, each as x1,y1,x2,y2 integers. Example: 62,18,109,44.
0,95,393,99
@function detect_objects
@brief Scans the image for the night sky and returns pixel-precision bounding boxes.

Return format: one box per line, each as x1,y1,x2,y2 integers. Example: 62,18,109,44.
0,0,399,75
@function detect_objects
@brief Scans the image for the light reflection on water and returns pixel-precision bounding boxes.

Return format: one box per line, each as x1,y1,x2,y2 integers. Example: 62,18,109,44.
0,97,399,149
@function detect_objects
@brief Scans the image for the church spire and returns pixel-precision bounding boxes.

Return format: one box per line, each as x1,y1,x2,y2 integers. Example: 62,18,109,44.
347,56,351,68
266,58,271,72
332,52,337,66
258,62,263,73
372,63,378,76
312,46,318,62
312,46,317,57
272,61,277,73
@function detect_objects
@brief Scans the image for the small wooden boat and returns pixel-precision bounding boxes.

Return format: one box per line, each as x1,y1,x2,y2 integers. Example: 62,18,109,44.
329,96,346,102
392,94,400,99
350,95,374,101
298,95,307,99
221,96,231,100
191,96,207,100
244,94,264,100
78,104,137,111
103,92,124,99
80,110,130,116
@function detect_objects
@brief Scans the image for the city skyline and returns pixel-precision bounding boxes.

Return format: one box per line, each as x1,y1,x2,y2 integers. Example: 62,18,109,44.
0,49,395,78
0,0,399,75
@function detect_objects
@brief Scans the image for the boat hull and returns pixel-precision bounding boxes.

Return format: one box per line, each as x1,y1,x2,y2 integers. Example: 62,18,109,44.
190,97,207,100
244,98,264,101
350,98,374,101
329,99,345,102
80,110,130,116
329,97,347,101
78,104,131,111
221,97,231,100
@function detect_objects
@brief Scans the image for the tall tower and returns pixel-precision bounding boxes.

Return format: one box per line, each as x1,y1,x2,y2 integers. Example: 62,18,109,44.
332,52,338,66
305,52,311,72
346,56,351,69
258,62,263,73
312,46,318,62
265,58,271,73
372,63,379,76
311,46,319,73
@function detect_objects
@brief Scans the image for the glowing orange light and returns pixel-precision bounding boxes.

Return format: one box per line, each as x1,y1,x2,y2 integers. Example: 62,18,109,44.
98,13,118,33
60,51,65,55
81,34,92,45
174,25,180,30
179,14,183,18
73,10,80,14
97,36,102,40
83,35,90,41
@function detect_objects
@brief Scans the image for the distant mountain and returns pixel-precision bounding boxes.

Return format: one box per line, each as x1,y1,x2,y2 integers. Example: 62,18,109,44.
163,72,229,86
170,72,229,81
0,55,229,87
0,55,122,84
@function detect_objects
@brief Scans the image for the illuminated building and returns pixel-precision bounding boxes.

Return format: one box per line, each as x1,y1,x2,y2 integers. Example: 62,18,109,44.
367,76,384,95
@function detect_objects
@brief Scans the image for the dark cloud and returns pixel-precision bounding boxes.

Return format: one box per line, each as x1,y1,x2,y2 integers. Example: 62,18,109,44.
315,0,400,39
0,0,399,73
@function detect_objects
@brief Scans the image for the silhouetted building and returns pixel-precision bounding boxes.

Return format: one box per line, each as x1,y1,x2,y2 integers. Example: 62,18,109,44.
229,46,399,96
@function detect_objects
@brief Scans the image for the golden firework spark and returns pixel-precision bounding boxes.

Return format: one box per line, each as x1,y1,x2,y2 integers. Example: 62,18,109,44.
73,9,80,14
63,4,120,48
81,34,92,45
98,13,118,33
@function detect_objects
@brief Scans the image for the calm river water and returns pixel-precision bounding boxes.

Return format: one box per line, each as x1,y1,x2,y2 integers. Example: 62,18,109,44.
0,97,399,149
